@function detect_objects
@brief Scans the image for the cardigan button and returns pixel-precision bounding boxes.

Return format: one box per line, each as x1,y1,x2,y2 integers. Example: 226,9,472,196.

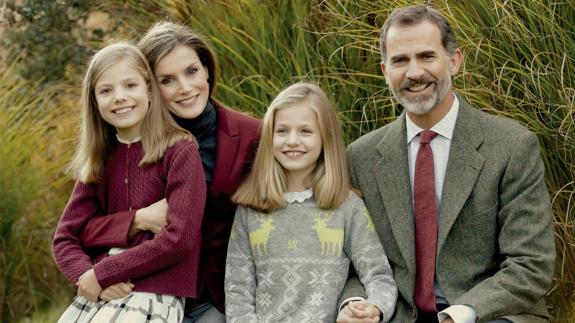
124,178,128,184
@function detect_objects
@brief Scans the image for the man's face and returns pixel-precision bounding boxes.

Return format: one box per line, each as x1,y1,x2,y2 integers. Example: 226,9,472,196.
381,20,461,115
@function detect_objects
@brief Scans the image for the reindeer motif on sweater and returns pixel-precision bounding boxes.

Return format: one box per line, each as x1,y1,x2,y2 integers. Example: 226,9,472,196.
249,215,275,256
312,212,344,256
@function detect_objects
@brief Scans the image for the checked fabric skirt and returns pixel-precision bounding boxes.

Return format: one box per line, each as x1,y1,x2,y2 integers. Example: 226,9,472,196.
57,292,184,323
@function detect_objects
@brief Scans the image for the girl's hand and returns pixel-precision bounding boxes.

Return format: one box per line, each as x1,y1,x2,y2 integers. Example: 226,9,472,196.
130,198,168,236
337,300,381,323
99,281,134,301
76,269,102,302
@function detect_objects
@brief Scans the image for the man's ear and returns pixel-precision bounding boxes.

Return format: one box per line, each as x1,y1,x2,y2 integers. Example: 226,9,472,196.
380,62,389,83
449,48,463,75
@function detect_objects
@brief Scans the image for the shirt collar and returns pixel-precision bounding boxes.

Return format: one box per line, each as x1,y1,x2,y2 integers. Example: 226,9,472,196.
116,134,141,144
406,94,459,144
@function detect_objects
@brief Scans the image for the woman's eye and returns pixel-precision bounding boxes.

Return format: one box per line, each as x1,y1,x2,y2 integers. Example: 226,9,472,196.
160,78,172,85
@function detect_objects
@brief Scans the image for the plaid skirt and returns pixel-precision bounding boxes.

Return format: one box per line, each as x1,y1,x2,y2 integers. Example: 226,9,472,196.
58,292,185,323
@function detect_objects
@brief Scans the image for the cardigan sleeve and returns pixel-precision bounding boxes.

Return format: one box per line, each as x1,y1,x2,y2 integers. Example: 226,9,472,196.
52,181,102,284
92,142,206,288
344,195,398,322
224,206,258,322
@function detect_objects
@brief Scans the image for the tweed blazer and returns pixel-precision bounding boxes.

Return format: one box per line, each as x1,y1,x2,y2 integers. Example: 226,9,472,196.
343,96,555,323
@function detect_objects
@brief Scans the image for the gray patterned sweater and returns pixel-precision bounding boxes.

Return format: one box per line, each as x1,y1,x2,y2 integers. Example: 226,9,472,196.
225,192,397,322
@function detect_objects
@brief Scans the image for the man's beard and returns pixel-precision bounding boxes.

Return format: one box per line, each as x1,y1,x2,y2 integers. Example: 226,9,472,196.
391,74,451,115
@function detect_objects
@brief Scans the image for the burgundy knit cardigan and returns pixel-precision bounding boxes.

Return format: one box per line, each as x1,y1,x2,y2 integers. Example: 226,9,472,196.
52,140,206,298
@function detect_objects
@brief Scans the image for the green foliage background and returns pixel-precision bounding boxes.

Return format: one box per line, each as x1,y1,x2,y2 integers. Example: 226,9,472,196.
1,0,573,322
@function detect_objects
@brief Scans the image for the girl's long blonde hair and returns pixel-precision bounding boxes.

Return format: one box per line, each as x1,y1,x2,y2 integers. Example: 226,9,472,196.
69,42,194,183
233,82,350,212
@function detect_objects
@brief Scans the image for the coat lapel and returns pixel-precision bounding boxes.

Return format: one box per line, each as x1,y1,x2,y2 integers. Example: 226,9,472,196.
375,114,416,272
211,102,240,195
437,98,485,253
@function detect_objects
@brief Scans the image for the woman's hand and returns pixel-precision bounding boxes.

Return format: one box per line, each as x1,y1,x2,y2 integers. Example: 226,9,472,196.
76,269,102,302
130,198,168,237
99,281,134,301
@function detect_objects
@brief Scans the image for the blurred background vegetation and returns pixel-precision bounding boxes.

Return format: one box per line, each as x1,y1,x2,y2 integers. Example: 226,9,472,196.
0,0,572,322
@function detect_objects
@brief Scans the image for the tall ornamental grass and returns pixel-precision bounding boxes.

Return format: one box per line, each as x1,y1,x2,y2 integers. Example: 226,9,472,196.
0,61,74,321
3,0,572,321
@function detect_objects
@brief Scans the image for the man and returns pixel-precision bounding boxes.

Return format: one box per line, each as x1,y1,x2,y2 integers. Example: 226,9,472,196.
337,5,555,323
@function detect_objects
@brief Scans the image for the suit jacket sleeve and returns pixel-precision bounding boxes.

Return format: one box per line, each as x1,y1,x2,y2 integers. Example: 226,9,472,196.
456,130,555,322
338,144,369,306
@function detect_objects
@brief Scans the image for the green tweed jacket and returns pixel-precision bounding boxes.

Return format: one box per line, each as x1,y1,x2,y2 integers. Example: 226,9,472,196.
343,96,555,323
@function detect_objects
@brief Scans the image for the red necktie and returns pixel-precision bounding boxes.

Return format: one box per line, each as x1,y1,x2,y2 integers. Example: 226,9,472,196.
414,130,438,312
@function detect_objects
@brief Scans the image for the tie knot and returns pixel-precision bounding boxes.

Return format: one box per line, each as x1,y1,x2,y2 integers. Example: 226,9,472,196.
419,130,438,144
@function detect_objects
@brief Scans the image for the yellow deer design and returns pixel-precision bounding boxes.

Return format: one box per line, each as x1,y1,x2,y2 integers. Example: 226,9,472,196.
312,212,344,256
230,223,238,241
249,216,275,256
361,207,375,231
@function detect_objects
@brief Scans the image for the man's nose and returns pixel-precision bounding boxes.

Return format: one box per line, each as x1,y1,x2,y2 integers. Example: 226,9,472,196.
406,60,425,80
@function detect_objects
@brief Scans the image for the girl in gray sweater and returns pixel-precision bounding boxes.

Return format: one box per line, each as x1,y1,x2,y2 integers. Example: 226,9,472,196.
225,82,397,322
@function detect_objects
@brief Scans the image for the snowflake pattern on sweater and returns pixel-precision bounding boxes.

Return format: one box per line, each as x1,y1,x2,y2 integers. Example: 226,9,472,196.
225,192,397,323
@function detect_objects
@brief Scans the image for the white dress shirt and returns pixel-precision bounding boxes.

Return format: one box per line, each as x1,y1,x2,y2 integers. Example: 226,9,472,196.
406,95,477,323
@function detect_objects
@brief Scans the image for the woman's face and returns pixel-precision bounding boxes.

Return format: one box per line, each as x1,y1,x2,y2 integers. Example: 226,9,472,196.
154,45,210,119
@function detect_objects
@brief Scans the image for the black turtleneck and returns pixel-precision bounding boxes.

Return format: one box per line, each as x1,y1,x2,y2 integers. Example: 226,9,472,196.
174,100,217,188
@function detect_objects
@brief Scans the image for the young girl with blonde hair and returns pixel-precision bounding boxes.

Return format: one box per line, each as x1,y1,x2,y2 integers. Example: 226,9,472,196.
52,42,206,322
225,82,397,322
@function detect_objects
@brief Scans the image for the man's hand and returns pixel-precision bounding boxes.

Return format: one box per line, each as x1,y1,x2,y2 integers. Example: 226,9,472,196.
99,281,134,301
130,198,168,237
336,301,381,323
76,269,102,302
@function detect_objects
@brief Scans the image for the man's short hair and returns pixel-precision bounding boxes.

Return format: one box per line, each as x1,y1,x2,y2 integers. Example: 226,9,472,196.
379,5,458,61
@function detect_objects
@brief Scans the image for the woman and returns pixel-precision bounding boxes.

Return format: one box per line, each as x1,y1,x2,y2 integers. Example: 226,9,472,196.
78,22,261,323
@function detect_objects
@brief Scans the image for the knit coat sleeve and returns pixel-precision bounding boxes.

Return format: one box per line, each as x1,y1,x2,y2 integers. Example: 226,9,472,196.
224,206,258,322
52,181,102,284
92,142,206,288
344,195,398,322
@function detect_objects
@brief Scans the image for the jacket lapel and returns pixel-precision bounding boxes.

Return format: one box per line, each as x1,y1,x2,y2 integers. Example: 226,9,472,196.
211,101,240,195
375,114,416,272
437,98,485,253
